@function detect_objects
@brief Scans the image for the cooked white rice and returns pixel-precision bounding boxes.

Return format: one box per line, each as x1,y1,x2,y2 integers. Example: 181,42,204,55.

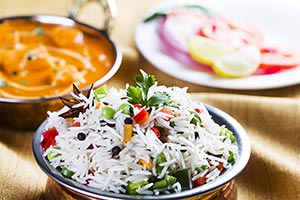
42,78,238,195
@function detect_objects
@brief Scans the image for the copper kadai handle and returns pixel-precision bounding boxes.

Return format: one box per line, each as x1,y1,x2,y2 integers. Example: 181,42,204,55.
44,178,237,200
68,0,118,33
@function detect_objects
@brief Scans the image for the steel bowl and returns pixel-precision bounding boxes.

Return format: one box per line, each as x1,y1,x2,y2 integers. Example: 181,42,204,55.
0,0,122,130
32,104,251,200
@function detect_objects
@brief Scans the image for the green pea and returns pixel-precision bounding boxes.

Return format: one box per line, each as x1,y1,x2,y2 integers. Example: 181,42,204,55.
94,85,109,101
118,103,133,115
101,106,116,119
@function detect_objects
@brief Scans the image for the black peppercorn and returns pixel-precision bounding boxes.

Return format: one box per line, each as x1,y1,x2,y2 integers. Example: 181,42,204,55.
194,131,199,139
111,146,122,158
147,107,152,113
124,117,133,124
77,132,86,141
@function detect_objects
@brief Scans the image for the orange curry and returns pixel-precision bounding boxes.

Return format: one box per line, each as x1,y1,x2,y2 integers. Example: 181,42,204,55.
0,20,115,98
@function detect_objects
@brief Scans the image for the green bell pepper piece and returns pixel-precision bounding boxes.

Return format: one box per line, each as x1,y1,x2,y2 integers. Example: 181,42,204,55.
61,167,74,178
126,180,148,195
174,168,190,190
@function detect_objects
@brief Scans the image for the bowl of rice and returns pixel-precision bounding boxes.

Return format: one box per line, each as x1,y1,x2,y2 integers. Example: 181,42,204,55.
32,70,251,200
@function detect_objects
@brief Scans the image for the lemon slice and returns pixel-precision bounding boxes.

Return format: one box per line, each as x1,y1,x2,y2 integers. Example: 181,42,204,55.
212,46,260,78
188,36,231,65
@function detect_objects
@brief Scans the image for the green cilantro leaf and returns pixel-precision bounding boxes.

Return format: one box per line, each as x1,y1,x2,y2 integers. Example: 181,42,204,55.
127,70,172,108
134,72,156,100
127,85,144,105
147,91,171,108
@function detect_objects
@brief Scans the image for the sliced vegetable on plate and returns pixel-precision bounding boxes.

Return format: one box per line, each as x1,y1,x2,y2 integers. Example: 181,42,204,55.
144,4,300,78
198,16,264,48
155,7,213,70
188,36,260,77
257,47,300,74
188,36,231,66
212,45,260,78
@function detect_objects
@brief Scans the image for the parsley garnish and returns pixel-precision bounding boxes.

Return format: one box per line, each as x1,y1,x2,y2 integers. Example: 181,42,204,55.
32,26,45,37
143,5,213,23
127,70,171,108
0,80,7,88
147,91,171,107
143,11,166,22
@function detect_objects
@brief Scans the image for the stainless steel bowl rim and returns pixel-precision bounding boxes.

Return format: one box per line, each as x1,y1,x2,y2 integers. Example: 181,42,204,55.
32,104,251,200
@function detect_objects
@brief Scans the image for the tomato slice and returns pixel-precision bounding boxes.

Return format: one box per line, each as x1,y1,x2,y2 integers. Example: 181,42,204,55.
199,17,263,48
258,47,300,74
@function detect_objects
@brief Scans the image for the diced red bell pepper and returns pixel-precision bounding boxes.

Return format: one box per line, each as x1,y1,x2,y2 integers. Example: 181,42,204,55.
133,104,143,109
72,122,81,127
160,108,173,121
42,127,58,140
41,127,58,151
217,162,224,173
151,127,161,137
192,176,207,187
123,124,133,142
133,108,149,125
194,108,202,113
41,138,56,152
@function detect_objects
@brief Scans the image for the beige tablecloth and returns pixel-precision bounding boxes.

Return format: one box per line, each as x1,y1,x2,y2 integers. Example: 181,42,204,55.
0,0,300,199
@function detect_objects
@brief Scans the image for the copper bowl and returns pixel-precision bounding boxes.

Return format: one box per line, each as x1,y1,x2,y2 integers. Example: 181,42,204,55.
0,0,122,131
32,104,251,200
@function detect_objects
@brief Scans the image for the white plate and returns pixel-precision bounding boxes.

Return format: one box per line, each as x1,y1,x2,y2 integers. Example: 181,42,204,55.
135,0,300,90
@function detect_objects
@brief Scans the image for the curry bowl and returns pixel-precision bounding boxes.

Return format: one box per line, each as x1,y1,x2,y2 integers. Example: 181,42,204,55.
0,0,122,130
32,101,251,200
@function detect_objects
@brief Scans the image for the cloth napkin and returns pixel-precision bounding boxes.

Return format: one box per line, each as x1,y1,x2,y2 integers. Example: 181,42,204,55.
0,0,300,199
